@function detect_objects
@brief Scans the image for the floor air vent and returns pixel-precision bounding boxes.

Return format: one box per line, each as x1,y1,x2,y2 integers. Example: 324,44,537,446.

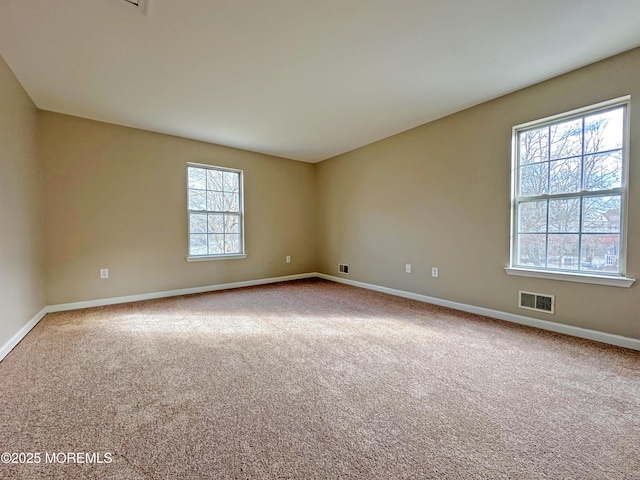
338,264,349,275
519,291,555,314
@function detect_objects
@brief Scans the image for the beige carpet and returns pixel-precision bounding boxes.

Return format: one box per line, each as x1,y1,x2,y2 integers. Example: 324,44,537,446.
0,278,638,479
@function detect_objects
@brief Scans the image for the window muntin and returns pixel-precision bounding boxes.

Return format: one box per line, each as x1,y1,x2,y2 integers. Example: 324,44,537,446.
187,164,244,258
511,100,628,276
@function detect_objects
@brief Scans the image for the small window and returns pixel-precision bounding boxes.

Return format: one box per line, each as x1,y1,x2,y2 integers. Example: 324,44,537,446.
187,164,245,259
510,97,629,278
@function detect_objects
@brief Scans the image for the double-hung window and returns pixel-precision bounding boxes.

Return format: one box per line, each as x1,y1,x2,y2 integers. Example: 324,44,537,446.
508,97,634,287
187,163,245,260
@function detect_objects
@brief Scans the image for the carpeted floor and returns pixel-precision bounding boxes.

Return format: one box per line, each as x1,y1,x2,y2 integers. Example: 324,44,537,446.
0,278,638,479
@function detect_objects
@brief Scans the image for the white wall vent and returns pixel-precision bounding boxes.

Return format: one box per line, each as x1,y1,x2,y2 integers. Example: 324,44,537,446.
519,290,555,314
338,264,349,275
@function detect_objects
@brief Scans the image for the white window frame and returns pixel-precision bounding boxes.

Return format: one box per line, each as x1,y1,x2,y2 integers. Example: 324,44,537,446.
186,163,246,262
505,96,634,287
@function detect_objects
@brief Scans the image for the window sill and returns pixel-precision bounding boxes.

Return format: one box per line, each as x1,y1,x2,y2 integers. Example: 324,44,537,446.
186,254,247,262
504,267,635,288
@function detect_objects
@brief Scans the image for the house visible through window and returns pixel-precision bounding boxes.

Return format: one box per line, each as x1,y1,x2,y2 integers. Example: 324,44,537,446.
510,98,629,277
187,164,244,258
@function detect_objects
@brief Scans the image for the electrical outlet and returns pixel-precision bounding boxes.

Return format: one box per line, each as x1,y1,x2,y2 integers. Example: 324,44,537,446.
405,264,412,274
286,256,291,263
100,268,109,279
431,267,438,278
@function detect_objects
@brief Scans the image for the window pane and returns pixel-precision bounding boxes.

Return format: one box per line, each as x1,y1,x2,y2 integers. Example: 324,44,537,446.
519,127,549,165
581,234,620,272
207,169,223,191
547,234,579,270
549,157,581,194
223,171,239,192
208,214,224,233
207,191,224,211
224,192,240,212
208,234,225,254
189,234,207,255
584,108,624,154
512,102,626,275
517,234,546,267
188,167,206,189
550,119,582,160
188,189,206,211
518,201,546,233
582,196,620,233
519,163,548,196
225,234,241,254
187,165,243,257
583,151,622,191
225,214,240,234
190,213,207,234
548,198,580,232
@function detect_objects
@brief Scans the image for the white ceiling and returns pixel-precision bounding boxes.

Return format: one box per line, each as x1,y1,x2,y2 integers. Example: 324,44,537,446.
1,0,640,162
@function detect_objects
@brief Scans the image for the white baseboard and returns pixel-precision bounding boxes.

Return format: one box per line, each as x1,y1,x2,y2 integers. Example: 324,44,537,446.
317,273,640,351
47,272,317,312
1,273,316,362
3,271,638,363
0,307,48,362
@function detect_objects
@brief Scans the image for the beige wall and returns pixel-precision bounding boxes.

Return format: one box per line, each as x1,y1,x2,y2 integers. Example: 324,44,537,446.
0,55,46,348
316,47,640,340
39,112,317,305
3,47,639,346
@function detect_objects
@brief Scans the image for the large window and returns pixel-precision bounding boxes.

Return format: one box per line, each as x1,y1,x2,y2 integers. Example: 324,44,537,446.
509,97,631,283
187,164,244,259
